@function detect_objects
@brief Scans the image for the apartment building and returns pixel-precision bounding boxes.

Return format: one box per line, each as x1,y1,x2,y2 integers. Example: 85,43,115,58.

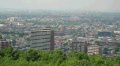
0,35,10,49
88,44,101,55
68,37,87,53
30,28,54,51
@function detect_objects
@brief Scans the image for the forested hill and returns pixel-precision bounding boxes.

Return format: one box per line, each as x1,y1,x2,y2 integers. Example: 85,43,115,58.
0,47,120,66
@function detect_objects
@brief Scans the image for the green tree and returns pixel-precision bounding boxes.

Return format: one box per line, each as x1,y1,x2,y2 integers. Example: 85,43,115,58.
103,48,108,54
0,49,5,58
12,39,16,46
12,49,20,60
115,47,119,53
27,48,40,61
68,50,89,60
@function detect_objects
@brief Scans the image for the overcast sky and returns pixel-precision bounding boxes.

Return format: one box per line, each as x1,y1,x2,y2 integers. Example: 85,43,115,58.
0,0,120,11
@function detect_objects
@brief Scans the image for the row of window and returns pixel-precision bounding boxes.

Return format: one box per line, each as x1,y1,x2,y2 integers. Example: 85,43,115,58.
31,38,50,40
31,31,50,33
31,34,50,37
32,45,50,48
32,41,50,44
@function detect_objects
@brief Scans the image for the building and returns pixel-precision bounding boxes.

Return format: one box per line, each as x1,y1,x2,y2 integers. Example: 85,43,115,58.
7,17,22,22
114,31,120,34
55,31,64,36
9,17,15,22
60,25,66,32
98,31,113,37
87,44,101,55
68,37,87,53
13,40,30,51
30,28,54,51
95,41,120,46
0,35,10,49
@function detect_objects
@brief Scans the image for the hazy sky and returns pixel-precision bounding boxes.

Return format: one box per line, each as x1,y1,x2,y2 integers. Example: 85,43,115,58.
0,0,120,11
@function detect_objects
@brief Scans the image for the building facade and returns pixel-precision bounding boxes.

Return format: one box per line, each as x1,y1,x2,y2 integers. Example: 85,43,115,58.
0,35,10,49
30,28,54,51
60,25,66,32
87,44,101,55
69,37,87,53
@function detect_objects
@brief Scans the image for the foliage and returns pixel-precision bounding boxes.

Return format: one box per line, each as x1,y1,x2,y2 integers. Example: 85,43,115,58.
25,38,30,41
0,47,120,66
115,47,119,53
12,39,16,46
103,48,108,54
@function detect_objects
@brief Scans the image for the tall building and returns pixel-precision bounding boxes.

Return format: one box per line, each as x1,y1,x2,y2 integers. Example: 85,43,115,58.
60,25,66,32
0,35,10,49
8,17,22,22
68,37,87,53
87,43,101,55
30,28,54,51
9,17,15,22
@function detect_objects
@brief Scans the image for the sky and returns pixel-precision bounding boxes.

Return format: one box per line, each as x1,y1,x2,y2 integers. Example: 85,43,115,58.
0,0,120,11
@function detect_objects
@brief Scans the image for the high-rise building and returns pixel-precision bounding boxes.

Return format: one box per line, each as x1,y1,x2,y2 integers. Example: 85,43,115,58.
30,28,54,51
9,17,15,22
60,25,65,32
68,37,87,53
87,43,101,55
8,17,22,22
0,35,10,49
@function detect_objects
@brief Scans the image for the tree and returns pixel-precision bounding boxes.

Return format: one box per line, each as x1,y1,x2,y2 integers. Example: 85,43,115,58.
64,42,68,46
4,46,13,57
103,48,108,54
12,39,16,46
0,49,5,58
68,50,89,60
12,49,20,60
25,38,30,41
27,48,40,61
115,47,119,53
0,47,120,66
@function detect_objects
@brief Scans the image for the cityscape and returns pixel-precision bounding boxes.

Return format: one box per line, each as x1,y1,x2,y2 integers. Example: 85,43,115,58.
0,0,120,66
0,9,120,56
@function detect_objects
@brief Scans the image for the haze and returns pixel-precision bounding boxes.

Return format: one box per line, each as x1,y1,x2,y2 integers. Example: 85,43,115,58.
0,0,120,11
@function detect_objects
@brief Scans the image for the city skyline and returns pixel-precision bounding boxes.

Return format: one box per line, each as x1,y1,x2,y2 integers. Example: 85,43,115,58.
0,0,120,11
